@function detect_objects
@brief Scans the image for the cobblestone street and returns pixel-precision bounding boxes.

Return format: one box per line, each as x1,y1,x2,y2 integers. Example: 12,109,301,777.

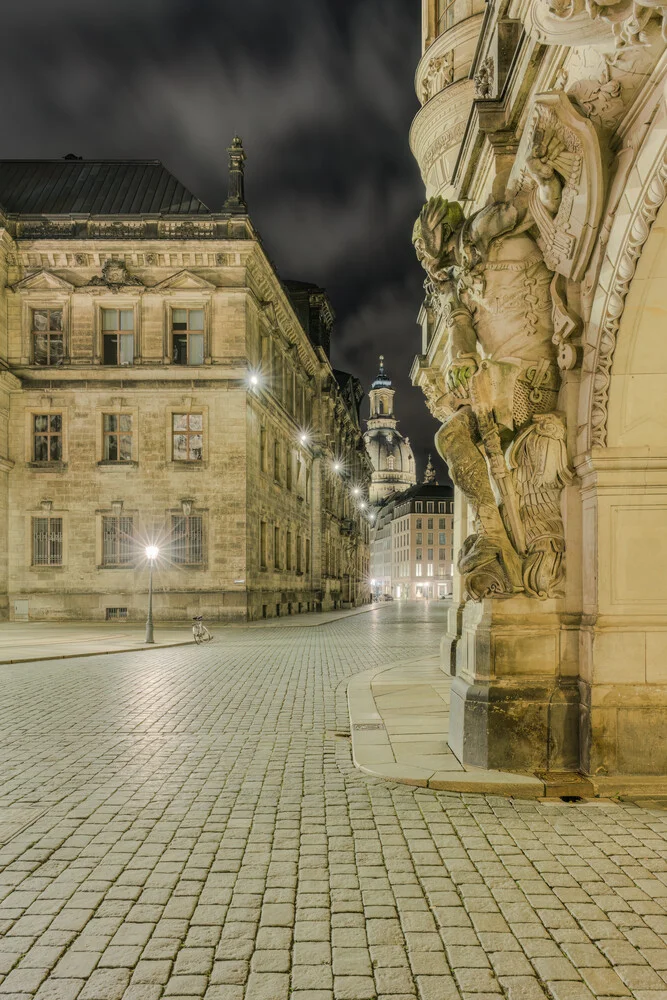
2,602,667,1000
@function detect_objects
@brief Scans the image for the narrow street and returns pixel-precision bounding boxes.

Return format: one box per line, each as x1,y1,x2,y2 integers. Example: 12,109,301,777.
1,603,667,1000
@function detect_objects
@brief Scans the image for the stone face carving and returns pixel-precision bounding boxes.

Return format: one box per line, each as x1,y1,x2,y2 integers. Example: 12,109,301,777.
421,52,455,104
412,95,599,600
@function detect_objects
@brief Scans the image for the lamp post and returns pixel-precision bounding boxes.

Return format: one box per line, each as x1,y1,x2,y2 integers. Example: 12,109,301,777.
145,545,159,643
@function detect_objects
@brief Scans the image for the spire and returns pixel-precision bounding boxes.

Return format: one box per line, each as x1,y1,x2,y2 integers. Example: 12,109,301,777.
423,454,438,485
371,354,392,389
224,135,247,214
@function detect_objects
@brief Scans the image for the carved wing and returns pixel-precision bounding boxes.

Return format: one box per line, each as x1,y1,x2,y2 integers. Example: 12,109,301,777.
509,92,604,282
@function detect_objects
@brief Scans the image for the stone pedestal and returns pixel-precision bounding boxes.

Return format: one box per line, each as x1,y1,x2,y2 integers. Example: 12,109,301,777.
448,596,579,772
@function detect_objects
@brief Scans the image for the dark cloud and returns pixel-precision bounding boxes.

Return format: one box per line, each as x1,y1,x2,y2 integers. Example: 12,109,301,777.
1,0,447,481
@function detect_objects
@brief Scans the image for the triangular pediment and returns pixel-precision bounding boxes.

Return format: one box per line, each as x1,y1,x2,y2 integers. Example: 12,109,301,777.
13,269,75,292
153,269,216,290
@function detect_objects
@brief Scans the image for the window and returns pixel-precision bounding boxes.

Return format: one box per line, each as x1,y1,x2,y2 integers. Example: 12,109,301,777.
416,532,423,544
260,426,267,472
439,502,446,513
427,502,434,513
172,308,204,365
305,537,310,573
32,516,62,565
416,548,423,561
286,530,292,571
415,502,423,513
102,308,134,365
387,455,395,470
286,450,293,491
274,526,281,569
428,533,433,545
260,520,267,569
106,607,128,620
415,518,422,530
172,514,204,565
428,549,434,561
416,563,423,577
33,414,62,462
439,548,447,561
427,518,433,529
103,414,132,462
427,563,434,577
172,413,203,461
32,309,64,366
274,440,281,482
439,518,446,529
102,516,134,566
439,533,446,545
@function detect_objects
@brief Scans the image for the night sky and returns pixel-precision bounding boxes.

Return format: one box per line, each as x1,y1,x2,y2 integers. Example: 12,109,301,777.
1,0,446,481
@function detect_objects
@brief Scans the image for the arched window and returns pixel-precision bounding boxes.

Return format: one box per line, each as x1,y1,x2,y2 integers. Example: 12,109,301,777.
378,400,385,415
387,455,395,471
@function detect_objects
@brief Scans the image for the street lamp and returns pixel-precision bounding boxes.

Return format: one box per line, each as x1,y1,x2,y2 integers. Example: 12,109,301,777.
145,545,159,644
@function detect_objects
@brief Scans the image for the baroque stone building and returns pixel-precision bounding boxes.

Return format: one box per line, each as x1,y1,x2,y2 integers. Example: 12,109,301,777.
363,356,416,504
0,148,371,622
410,1,667,780
370,481,455,600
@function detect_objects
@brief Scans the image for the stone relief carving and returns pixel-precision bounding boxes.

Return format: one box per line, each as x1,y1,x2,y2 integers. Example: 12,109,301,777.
589,153,667,446
87,259,143,290
533,0,667,47
421,52,454,104
474,56,495,98
412,95,600,601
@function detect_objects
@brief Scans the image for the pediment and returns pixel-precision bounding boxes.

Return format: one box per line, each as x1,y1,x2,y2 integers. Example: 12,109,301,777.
153,269,216,291
13,269,75,292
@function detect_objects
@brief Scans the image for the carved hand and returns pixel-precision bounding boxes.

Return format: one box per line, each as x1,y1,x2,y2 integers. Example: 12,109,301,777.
445,356,479,397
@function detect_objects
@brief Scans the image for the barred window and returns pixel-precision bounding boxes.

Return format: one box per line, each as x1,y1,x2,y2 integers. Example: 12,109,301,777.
172,308,204,366
33,414,62,462
32,516,62,565
103,414,132,461
102,516,134,566
172,413,203,461
32,309,64,366
172,515,204,565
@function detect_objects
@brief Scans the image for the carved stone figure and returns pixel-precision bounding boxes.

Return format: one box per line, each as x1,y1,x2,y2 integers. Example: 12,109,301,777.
421,52,455,103
536,0,667,47
88,259,143,289
474,55,494,97
412,95,602,601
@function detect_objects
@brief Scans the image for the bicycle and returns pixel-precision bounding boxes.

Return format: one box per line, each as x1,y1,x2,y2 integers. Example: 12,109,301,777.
192,616,213,644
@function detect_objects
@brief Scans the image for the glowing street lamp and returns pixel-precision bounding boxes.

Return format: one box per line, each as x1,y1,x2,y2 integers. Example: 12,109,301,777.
333,462,343,473
352,487,361,497
299,432,310,445
145,545,159,644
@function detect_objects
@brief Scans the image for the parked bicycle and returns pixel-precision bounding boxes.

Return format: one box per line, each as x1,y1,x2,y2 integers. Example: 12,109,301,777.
192,616,213,644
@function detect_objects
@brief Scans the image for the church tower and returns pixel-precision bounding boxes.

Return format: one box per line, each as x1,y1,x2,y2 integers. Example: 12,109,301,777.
363,356,416,504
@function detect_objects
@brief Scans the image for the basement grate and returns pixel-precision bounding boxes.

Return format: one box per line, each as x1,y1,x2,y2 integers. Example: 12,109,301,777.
352,723,385,731
560,795,584,803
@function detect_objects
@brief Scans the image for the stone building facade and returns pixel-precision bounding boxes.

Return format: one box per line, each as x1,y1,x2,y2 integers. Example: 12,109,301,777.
370,482,455,600
0,150,371,622
410,0,667,780
363,357,416,504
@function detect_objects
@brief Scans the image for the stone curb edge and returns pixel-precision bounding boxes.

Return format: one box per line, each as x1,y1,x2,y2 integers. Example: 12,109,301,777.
0,639,195,665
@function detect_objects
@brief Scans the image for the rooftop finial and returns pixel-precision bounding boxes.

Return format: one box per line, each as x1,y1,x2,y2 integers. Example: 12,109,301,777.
423,454,438,485
379,354,384,372
224,135,247,214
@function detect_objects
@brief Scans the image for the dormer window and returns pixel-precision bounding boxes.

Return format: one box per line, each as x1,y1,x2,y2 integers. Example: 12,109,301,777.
172,309,204,365
32,309,64,366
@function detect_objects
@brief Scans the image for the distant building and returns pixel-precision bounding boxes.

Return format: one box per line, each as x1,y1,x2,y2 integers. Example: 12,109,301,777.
363,356,416,504
370,481,455,600
0,144,371,621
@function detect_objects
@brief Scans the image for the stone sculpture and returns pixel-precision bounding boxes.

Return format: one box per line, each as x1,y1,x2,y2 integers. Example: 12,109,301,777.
412,94,601,602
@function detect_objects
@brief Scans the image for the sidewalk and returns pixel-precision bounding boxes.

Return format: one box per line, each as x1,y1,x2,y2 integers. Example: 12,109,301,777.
0,603,385,664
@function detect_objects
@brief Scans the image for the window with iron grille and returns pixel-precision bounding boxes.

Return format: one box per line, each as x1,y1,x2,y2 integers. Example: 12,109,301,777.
106,607,128,620
33,414,62,462
171,515,204,565
172,308,204,365
103,414,133,462
102,308,134,366
32,516,62,565
172,413,203,461
102,516,134,566
32,309,64,366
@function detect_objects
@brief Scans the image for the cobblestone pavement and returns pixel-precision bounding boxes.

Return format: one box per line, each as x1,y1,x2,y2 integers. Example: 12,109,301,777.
2,602,667,1000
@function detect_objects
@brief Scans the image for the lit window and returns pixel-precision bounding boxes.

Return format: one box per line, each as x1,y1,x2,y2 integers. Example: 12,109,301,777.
416,563,422,577
172,514,204,565
32,516,62,565
32,309,64,366
102,516,134,566
103,414,132,462
102,309,134,366
172,413,203,462
33,414,62,462
172,308,204,365
427,563,434,576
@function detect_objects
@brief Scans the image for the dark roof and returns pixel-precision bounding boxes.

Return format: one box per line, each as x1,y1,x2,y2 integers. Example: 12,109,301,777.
375,480,454,512
0,160,210,216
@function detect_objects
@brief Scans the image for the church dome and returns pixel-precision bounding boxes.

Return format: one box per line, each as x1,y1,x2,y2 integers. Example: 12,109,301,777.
363,428,414,475
364,356,417,503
